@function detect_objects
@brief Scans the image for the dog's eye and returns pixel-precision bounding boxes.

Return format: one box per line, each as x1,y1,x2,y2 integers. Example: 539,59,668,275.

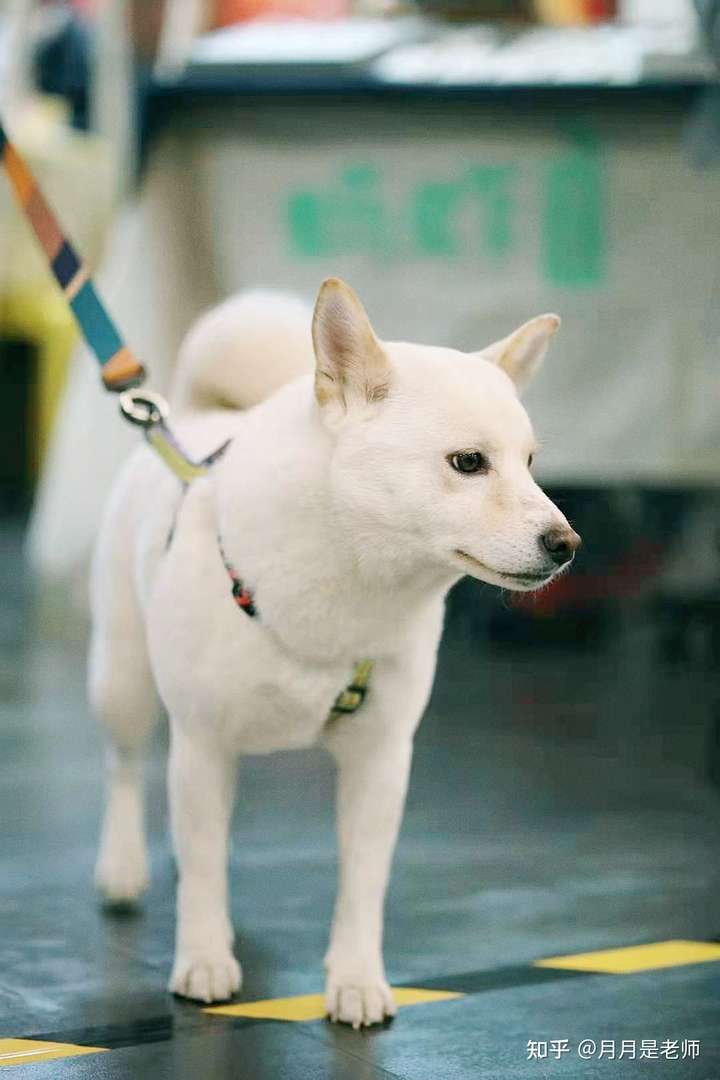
449,451,488,475
528,453,534,468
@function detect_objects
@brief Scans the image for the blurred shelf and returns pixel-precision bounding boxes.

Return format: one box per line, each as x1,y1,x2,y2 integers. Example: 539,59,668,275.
155,17,714,95
147,70,711,98
142,69,711,153
141,18,715,146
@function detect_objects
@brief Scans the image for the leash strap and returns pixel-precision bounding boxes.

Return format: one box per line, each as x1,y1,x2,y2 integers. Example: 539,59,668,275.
2,117,376,715
0,117,217,482
0,121,145,391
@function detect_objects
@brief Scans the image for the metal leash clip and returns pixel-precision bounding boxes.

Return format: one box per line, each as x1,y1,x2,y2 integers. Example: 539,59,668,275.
119,388,217,484
118,389,170,429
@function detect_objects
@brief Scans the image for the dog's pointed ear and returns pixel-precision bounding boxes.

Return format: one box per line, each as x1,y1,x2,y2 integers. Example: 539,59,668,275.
479,314,560,393
312,278,391,413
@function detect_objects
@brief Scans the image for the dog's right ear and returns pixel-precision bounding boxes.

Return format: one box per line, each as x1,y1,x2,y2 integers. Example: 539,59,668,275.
312,278,391,416
480,314,560,394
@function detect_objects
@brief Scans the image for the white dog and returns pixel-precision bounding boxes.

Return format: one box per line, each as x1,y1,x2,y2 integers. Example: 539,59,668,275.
89,279,580,1027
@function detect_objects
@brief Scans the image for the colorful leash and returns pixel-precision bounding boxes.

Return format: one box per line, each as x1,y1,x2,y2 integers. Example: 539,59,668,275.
1,118,375,719
0,118,210,483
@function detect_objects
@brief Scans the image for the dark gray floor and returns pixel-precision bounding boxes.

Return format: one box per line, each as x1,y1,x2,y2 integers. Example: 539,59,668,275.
1,496,719,1078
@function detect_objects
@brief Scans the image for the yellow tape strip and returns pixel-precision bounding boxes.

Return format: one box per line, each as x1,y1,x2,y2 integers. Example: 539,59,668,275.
0,1039,106,1068
206,987,462,1022
534,939,720,975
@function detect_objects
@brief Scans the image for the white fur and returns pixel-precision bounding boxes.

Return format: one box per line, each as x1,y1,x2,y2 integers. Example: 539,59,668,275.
89,282,576,1026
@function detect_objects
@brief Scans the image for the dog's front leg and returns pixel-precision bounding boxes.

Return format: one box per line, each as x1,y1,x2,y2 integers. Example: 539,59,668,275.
167,725,241,1004
324,725,413,1027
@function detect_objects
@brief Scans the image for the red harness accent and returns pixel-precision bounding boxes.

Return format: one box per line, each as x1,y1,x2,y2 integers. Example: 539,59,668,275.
218,536,257,618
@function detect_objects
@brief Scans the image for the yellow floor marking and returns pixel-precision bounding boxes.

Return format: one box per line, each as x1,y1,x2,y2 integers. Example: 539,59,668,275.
535,939,720,975
206,987,463,1022
0,1039,107,1068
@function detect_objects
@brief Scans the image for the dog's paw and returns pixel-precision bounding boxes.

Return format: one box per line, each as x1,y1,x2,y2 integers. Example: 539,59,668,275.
325,975,396,1029
95,844,149,909
169,949,242,1004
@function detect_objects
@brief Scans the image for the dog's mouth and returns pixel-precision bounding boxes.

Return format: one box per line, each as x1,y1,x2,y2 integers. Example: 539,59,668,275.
453,550,554,587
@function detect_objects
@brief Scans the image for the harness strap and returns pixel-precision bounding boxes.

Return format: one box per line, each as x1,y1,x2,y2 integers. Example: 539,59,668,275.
143,418,231,486
217,534,373,721
218,535,257,617
328,659,374,721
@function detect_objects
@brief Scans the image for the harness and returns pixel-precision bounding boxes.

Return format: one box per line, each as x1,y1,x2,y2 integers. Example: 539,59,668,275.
0,118,373,725
216,525,373,723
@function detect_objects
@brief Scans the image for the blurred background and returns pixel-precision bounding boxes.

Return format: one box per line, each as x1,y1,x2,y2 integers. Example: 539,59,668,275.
0,1,719,1076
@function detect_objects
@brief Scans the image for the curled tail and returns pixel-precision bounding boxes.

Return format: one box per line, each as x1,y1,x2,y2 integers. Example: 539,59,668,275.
172,290,315,413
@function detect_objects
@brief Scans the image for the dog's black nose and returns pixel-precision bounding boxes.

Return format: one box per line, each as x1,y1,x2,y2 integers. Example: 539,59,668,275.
540,526,581,566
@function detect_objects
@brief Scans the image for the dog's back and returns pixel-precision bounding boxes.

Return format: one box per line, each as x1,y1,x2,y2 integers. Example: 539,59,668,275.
172,290,315,415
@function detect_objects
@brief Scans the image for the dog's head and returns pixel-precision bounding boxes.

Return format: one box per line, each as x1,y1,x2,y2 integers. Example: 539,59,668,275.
312,278,580,592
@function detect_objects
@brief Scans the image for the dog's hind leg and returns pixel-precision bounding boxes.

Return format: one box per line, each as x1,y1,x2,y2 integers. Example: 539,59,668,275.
89,514,161,908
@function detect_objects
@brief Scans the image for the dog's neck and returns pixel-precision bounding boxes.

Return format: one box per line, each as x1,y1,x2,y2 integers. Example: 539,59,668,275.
214,385,458,661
